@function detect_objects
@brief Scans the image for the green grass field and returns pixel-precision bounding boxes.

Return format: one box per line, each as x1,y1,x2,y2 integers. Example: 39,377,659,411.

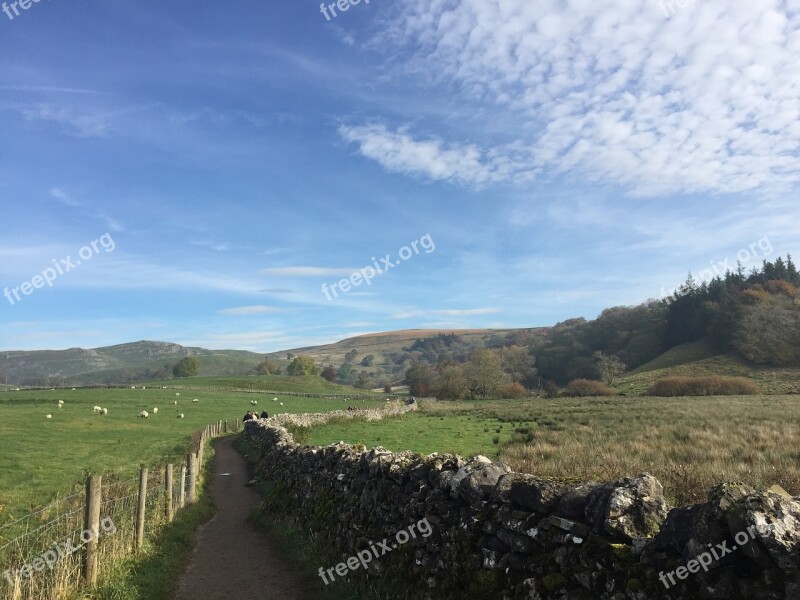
139,374,383,395
301,395,800,506
0,381,386,524
291,413,517,459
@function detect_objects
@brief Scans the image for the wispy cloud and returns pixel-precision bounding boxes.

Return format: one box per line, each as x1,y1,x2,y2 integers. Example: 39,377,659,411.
367,0,800,196
339,124,534,186
391,307,501,319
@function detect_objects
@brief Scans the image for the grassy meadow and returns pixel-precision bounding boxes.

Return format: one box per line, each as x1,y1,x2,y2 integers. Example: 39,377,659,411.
0,379,387,524
300,395,800,506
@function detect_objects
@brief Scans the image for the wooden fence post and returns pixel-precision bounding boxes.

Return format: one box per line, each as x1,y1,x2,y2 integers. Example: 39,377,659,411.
82,475,102,585
187,454,197,504
135,467,147,549
197,432,203,466
179,464,187,509
165,464,173,523
224,418,228,433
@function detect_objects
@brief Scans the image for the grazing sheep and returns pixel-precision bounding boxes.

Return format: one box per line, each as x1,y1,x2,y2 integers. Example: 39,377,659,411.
279,402,284,406
273,397,277,401
250,400,258,406
142,386,146,390
152,407,159,414
131,386,136,389
173,400,178,405
46,414,52,419
175,393,180,396
100,408,108,416
57,400,64,405
93,406,102,413
192,399,199,403
138,411,149,419
71,388,76,390
177,413,184,419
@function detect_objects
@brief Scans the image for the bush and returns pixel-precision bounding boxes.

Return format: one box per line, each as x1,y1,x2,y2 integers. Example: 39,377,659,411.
495,383,528,399
542,381,560,398
648,376,761,396
563,379,618,397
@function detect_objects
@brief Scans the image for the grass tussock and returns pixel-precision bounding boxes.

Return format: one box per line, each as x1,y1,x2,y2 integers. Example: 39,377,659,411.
305,396,800,507
562,379,619,397
647,376,761,396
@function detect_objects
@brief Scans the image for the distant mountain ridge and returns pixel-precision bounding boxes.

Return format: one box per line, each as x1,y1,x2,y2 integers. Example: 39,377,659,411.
0,341,265,386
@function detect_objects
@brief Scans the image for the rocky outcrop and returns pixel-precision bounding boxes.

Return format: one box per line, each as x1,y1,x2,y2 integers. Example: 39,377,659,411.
244,411,800,599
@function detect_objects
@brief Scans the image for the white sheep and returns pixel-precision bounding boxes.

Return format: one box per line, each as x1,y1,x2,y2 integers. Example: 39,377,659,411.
250,400,258,406
93,406,102,413
280,402,284,406
57,400,64,405
100,408,108,416
46,414,52,419
273,397,277,401
152,407,159,414
131,386,136,389
177,413,184,419
173,400,178,405
138,411,149,419
192,399,199,403
175,393,180,396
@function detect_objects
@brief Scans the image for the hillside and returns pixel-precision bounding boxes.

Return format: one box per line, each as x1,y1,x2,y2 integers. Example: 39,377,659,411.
618,338,800,395
0,341,265,386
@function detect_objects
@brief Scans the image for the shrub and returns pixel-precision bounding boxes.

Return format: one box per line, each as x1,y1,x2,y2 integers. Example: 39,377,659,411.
495,383,528,399
563,379,618,397
648,376,761,396
542,381,560,398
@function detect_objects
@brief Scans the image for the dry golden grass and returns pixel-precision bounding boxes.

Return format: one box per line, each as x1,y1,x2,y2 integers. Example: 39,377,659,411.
418,396,800,506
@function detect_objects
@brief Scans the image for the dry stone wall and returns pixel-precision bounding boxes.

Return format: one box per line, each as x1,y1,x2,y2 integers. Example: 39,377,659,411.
244,405,800,599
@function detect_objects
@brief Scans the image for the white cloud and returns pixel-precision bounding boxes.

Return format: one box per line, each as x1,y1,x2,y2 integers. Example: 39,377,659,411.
363,0,800,196
22,104,110,137
339,124,535,186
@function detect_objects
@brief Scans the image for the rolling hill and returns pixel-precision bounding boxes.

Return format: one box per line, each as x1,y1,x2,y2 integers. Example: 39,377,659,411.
0,341,265,386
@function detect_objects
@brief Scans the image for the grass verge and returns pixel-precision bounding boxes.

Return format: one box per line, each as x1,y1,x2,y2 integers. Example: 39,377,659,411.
74,439,220,600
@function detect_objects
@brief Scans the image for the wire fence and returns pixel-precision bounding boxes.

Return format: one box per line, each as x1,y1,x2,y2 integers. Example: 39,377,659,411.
0,418,242,600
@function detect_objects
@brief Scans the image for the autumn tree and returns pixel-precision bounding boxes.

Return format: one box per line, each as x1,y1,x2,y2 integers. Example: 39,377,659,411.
172,357,200,378
287,355,320,376
257,359,282,375
434,364,469,400
354,371,371,389
405,364,434,396
593,352,627,386
465,349,507,398
495,345,537,386
321,365,337,382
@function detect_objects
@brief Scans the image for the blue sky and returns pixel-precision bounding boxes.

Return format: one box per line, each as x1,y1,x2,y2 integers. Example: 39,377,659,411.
1,0,798,352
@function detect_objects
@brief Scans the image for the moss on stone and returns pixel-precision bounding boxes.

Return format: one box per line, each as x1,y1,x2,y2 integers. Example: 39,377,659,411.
542,572,567,592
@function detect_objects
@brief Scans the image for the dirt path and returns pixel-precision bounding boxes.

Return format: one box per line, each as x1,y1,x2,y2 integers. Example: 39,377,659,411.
174,436,312,600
